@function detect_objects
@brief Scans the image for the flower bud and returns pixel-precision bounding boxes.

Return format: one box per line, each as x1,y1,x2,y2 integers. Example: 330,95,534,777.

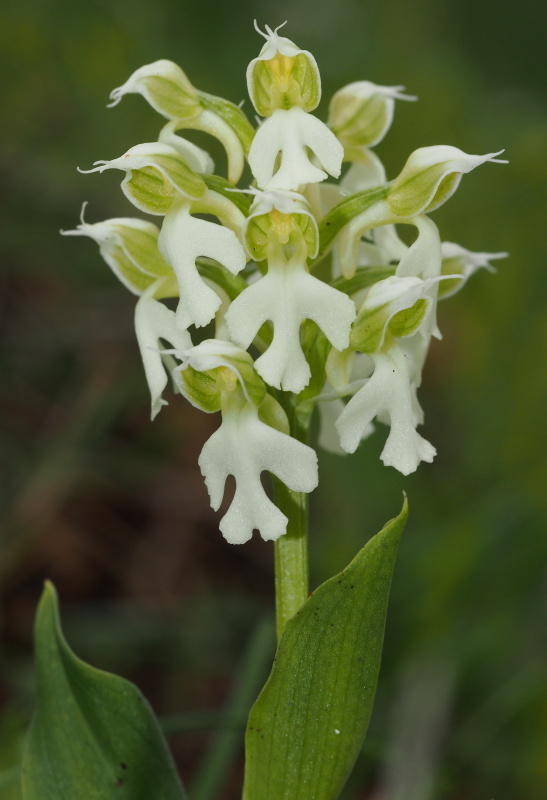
329,82,416,149
247,22,321,116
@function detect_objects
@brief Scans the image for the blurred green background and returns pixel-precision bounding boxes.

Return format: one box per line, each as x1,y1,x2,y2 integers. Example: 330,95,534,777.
1,0,546,798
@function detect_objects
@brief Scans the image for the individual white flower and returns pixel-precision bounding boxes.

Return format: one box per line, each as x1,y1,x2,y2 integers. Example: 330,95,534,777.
199,395,318,543
107,59,253,184
107,59,200,118
336,146,506,278
159,199,247,329
134,283,192,419
225,236,356,392
350,273,441,355
336,345,436,474
249,106,344,190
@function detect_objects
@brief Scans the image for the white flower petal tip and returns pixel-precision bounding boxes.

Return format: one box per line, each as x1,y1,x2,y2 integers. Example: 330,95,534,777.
198,403,318,544
253,20,289,51
328,81,417,149
442,242,508,269
335,347,436,475
439,243,508,298
134,284,192,420
249,107,343,190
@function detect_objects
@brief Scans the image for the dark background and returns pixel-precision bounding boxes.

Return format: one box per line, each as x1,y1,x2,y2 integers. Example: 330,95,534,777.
1,1,546,798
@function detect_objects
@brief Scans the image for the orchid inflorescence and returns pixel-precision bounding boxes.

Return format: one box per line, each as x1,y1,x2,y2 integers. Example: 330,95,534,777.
63,21,506,545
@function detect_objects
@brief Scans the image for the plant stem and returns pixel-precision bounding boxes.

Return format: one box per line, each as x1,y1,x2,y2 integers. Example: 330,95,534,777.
272,405,313,641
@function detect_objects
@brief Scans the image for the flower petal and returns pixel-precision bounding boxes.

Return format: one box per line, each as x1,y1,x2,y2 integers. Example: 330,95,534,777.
159,202,246,328
199,402,318,543
249,107,343,190
134,283,192,419
336,346,436,474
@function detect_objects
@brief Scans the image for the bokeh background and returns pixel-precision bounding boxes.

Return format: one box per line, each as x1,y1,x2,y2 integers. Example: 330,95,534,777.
1,0,546,798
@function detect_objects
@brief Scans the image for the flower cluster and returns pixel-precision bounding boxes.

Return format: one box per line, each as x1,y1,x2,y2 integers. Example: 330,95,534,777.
64,21,506,543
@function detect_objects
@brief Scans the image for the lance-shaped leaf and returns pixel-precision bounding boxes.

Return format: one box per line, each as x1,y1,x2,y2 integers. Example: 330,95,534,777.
244,500,408,800
21,582,187,800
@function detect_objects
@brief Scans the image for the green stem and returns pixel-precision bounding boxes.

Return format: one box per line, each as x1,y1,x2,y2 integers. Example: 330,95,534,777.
272,405,313,641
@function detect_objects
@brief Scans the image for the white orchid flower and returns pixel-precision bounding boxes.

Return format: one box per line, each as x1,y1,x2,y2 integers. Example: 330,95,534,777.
226,236,356,393
336,345,436,474
78,142,206,214
200,396,318,543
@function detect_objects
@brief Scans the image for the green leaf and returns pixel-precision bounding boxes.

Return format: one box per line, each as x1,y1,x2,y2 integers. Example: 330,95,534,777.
21,582,187,800
330,265,395,296
244,499,408,800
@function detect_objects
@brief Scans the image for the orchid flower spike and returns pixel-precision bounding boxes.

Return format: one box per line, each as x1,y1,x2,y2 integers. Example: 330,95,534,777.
66,21,507,543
